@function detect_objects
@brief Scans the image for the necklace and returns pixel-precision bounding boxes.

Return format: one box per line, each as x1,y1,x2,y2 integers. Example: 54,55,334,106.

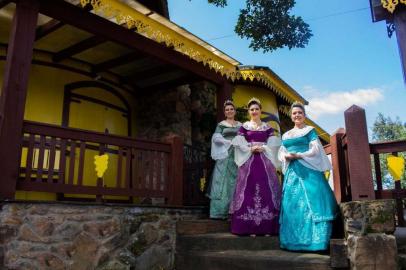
251,120,262,130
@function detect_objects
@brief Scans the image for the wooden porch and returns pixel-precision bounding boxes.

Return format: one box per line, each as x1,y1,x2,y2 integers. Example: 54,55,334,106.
0,0,234,204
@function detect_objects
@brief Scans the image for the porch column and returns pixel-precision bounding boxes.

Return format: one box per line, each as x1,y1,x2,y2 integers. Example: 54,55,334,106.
344,105,375,200
216,82,234,122
330,128,348,203
394,8,406,84
0,0,39,199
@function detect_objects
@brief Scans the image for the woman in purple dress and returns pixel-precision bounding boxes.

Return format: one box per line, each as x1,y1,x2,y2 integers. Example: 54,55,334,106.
230,98,281,235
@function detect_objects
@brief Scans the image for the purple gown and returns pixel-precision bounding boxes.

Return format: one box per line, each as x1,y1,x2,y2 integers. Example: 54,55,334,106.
230,125,281,235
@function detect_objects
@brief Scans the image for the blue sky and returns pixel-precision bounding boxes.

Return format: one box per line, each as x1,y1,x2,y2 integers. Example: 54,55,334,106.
168,0,406,137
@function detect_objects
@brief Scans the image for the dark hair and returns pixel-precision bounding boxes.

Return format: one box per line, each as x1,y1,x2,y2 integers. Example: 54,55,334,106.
290,101,306,115
223,100,235,110
247,100,262,110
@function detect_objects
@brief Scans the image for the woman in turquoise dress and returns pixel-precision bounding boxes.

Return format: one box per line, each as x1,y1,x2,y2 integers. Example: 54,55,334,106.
278,102,337,251
208,100,242,219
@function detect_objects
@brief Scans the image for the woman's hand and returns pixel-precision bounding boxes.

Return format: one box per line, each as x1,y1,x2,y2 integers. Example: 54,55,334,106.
251,145,264,153
285,153,299,160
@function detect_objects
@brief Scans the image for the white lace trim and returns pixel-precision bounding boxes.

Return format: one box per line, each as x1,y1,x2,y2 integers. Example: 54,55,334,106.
242,121,271,131
282,126,314,140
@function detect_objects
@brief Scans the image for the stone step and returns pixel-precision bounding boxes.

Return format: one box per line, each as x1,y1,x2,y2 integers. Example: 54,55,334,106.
176,219,229,235
177,233,280,252
175,249,333,270
399,253,406,270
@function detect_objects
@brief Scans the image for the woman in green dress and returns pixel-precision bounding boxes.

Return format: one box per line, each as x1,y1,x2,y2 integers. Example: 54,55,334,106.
208,100,242,219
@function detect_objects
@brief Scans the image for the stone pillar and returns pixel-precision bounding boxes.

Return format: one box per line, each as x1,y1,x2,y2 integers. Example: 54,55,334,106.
340,200,397,270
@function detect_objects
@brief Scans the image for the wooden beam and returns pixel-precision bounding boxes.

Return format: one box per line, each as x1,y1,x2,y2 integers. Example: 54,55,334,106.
35,3,93,42
137,74,200,93
0,0,11,9
127,64,175,82
330,128,349,203
394,8,406,84
344,105,375,201
53,35,107,62
38,0,226,85
216,82,234,121
35,19,64,41
0,0,39,199
92,51,144,73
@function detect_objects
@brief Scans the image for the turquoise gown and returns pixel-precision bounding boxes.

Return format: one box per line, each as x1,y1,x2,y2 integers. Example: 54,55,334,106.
279,128,337,251
208,121,241,219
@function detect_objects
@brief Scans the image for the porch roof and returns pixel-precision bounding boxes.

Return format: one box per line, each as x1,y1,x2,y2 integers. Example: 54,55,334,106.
0,0,234,95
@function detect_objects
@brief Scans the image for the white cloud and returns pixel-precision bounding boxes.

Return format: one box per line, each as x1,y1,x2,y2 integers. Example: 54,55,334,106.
305,88,384,120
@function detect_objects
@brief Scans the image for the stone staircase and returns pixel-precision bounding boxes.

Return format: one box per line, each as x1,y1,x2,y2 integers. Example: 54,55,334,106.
175,220,337,270
396,227,406,269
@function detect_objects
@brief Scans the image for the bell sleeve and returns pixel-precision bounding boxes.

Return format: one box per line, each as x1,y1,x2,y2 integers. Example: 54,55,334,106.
278,145,290,174
297,129,332,172
210,125,232,160
262,129,282,170
231,127,252,167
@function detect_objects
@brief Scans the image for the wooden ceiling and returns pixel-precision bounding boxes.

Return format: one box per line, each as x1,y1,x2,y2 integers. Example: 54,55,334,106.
0,0,206,95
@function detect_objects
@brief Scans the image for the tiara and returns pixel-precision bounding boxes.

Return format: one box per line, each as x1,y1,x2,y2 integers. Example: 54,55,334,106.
247,97,261,106
223,99,234,107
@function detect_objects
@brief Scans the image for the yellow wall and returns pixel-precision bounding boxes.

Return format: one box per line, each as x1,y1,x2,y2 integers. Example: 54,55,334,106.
233,85,281,135
0,60,136,201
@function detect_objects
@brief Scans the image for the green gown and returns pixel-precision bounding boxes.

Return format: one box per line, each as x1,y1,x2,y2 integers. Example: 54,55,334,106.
208,121,241,219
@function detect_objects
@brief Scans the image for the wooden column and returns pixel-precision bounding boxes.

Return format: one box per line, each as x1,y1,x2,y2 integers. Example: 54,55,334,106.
330,128,348,203
344,105,375,200
216,82,233,122
394,8,406,84
165,135,184,206
0,0,39,199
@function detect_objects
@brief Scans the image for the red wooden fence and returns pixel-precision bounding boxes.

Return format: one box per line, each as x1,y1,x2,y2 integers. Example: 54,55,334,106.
18,120,183,205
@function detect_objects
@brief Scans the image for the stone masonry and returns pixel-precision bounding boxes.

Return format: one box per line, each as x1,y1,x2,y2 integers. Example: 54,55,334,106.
0,202,205,270
340,199,397,270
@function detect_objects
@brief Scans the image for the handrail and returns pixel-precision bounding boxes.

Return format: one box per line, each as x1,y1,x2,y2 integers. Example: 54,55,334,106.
23,120,171,152
369,140,406,154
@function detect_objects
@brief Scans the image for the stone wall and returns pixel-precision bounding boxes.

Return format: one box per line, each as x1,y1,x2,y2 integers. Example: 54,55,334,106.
340,199,397,270
135,85,192,144
190,81,217,150
135,81,217,150
0,202,206,270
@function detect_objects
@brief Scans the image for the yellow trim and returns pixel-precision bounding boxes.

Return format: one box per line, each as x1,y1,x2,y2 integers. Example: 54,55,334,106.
77,1,308,106
80,0,238,76
381,0,406,13
237,69,307,105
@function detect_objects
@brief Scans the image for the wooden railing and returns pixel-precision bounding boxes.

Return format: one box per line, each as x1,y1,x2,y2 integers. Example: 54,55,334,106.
370,139,406,226
324,130,351,203
18,121,183,205
183,144,211,206
322,105,406,227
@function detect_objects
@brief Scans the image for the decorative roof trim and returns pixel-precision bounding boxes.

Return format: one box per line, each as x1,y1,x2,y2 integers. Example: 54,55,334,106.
78,0,239,76
381,0,406,13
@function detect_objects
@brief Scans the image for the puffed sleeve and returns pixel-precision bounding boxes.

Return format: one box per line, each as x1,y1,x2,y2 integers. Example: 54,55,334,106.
231,127,252,167
262,128,281,169
210,125,232,160
297,129,332,171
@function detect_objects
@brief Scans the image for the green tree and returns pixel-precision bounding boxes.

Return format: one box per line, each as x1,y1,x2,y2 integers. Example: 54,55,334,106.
372,113,406,188
204,0,312,53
